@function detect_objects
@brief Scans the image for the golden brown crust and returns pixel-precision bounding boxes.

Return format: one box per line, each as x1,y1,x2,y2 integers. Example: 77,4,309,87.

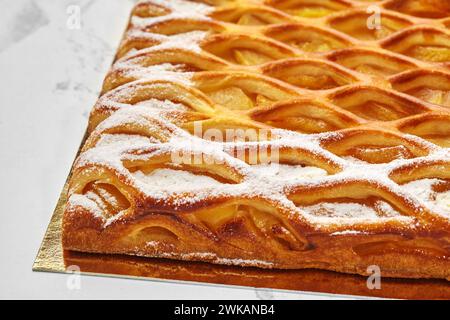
63,0,450,280
63,206,450,280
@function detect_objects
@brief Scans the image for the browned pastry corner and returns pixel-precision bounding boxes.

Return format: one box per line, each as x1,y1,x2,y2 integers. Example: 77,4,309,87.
62,0,450,280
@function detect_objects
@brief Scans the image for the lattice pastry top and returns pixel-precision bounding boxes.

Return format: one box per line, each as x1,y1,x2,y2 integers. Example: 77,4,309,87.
63,0,450,279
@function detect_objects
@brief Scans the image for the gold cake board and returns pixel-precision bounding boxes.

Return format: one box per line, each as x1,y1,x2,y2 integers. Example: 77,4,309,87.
33,137,450,300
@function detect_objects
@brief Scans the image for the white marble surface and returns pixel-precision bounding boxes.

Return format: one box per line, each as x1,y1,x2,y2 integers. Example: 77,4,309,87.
0,0,356,299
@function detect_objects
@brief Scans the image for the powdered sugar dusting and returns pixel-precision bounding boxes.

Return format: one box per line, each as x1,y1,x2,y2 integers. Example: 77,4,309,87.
133,168,225,193
251,163,328,180
129,31,206,54
112,61,195,85
299,201,413,226
96,134,157,147
68,194,105,221
133,0,213,28
330,230,367,236
136,98,188,111
142,242,274,267
403,179,450,218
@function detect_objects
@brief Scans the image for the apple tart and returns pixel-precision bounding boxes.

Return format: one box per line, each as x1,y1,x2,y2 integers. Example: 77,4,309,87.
63,0,450,280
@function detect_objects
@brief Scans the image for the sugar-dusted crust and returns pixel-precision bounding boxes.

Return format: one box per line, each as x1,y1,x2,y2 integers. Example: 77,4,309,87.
63,0,450,280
